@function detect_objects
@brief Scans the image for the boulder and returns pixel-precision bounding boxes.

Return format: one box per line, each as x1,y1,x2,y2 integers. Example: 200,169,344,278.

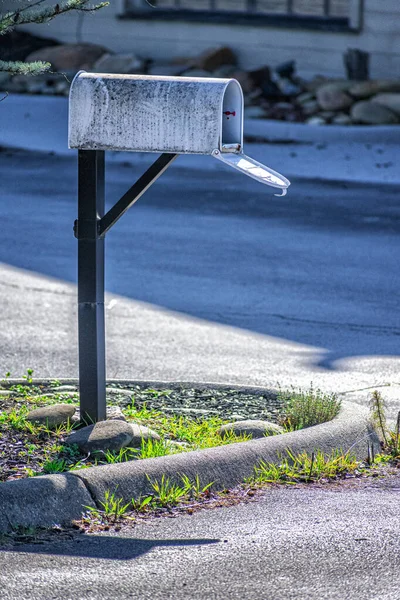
316,82,354,111
332,113,352,125
93,53,144,74
301,99,319,116
25,43,109,72
181,69,212,78
0,30,58,62
351,101,399,124
244,106,267,119
349,80,400,99
194,46,237,71
218,420,284,439
306,116,327,126
26,404,76,428
371,93,400,116
65,420,134,453
129,423,161,447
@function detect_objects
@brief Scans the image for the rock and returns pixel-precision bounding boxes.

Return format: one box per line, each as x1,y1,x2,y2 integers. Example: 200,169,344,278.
106,407,127,421
306,116,327,126
26,404,76,428
372,93,400,116
93,53,144,74
316,82,354,111
277,78,301,96
212,65,238,78
301,99,320,116
218,420,284,439
247,66,272,89
349,80,400,99
194,46,237,71
128,423,161,447
303,76,328,93
25,43,109,72
0,30,59,62
72,406,127,424
181,68,214,78
55,385,78,392
296,91,316,105
147,63,186,77
351,101,399,124
0,73,10,89
332,113,352,125
244,106,267,119
230,70,255,94
65,420,134,453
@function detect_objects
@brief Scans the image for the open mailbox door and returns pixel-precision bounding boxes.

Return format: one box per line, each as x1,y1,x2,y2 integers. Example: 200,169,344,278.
212,150,290,196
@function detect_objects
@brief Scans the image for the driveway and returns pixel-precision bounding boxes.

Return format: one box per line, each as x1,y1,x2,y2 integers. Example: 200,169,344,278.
0,148,399,416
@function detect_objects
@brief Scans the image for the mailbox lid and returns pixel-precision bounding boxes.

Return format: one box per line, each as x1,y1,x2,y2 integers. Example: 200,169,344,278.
69,72,243,155
212,150,290,195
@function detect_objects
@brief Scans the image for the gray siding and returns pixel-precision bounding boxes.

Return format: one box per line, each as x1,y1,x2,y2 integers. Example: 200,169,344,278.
14,0,400,78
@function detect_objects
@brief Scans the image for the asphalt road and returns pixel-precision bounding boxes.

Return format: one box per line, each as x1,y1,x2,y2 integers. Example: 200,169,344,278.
1,473,400,599
1,148,400,599
0,148,399,414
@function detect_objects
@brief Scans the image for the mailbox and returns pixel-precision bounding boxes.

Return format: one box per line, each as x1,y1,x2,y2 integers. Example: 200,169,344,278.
69,72,291,424
69,72,290,195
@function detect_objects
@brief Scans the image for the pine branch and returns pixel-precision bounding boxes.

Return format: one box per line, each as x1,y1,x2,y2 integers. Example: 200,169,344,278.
0,1,109,37
0,59,52,75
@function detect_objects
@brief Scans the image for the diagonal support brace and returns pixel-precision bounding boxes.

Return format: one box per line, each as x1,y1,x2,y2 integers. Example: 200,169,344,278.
98,153,178,237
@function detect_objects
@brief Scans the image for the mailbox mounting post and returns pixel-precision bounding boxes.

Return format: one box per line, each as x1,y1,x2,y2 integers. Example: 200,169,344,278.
75,149,177,424
69,72,290,424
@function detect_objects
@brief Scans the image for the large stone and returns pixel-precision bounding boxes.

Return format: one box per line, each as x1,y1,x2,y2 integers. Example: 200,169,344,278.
218,420,284,439
93,53,144,74
349,80,400,99
351,101,399,125
194,46,237,71
244,106,267,119
0,30,58,62
25,43,109,71
332,113,353,125
65,420,134,453
129,423,161,447
26,404,76,428
316,81,354,111
372,93,400,116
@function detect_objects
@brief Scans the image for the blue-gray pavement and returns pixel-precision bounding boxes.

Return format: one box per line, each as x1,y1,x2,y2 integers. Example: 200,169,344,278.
1,471,400,600
1,93,400,184
0,150,399,420
1,97,400,599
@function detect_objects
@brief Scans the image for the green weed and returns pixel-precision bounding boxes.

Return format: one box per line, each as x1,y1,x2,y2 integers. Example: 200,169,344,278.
278,384,341,431
248,449,358,485
85,489,131,522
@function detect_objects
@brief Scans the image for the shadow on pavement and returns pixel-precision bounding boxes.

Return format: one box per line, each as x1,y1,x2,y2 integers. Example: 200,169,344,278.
4,535,219,560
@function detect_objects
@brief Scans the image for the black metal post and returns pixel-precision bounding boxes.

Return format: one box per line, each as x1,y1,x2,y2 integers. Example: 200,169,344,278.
76,150,106,424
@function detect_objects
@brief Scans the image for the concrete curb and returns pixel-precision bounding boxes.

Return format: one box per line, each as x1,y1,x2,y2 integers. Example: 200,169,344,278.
0,380,379,533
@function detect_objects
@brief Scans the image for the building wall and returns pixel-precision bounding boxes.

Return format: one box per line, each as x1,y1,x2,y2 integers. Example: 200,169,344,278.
14,0,400,78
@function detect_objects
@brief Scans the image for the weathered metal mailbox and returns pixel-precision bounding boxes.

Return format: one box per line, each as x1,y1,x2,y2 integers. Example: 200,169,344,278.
69,72,290,423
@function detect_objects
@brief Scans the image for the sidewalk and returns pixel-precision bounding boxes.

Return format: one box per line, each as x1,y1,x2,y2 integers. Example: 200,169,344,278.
1,94,400,185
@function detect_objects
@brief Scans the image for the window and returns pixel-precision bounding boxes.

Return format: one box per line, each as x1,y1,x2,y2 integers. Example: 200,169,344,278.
121,0,362,31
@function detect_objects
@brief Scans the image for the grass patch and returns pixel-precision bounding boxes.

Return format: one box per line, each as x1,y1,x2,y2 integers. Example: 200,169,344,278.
278,384,341,431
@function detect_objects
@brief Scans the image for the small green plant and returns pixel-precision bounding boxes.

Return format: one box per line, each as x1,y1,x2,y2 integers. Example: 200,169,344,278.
85,489,131,522
278,384,341,430
101,447,138,464
146,474,191,507
369,390,400,458
180,474,214,500
248,448,358,485
41,458,68,474
22,369,34,385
